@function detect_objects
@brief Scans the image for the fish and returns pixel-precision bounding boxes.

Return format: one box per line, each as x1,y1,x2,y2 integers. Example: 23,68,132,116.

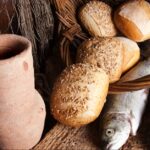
99,57,150,150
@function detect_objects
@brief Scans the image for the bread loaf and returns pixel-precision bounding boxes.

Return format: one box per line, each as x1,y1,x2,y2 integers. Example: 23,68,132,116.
116,37,140,73
76,37,124,83
114,0,150,42
50,63,109,127
79,1,117,37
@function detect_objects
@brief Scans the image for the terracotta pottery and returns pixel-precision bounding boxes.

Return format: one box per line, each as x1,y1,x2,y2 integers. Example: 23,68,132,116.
0,34,46,149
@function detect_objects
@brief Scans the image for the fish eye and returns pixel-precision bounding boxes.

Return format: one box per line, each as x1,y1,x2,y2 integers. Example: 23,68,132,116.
105,128,115,137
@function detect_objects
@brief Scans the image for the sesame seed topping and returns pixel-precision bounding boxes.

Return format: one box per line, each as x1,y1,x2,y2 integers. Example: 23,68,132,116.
80,1,116,37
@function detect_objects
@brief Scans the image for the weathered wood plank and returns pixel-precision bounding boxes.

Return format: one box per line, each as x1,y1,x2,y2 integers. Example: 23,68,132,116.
34,122,100,150
34,107,150,150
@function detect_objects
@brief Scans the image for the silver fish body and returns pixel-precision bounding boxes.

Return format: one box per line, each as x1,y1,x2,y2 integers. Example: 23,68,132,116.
100,58,150,150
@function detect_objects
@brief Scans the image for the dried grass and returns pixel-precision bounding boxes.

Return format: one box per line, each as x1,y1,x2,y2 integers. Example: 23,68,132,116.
0,0,54,72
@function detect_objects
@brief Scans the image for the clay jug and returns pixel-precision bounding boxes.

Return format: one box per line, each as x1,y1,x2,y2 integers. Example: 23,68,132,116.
0,34,46,149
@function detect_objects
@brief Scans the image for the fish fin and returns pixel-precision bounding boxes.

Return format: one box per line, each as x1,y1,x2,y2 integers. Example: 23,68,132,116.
130,111,138,136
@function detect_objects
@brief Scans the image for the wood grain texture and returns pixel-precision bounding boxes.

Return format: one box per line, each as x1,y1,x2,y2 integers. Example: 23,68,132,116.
34,123,100,150
34,98,150,150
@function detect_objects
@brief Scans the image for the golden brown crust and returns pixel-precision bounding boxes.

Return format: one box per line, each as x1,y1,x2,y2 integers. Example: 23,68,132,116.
114,0,150,42
114,10,143,41
76,37,124,83
116,37,140,73
50,63,109,127
79,1,117,37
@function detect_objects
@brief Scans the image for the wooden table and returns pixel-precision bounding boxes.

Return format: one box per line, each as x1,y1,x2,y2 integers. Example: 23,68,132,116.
34,98,150,150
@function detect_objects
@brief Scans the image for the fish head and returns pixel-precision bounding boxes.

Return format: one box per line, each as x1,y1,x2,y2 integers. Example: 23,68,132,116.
100,113,131,150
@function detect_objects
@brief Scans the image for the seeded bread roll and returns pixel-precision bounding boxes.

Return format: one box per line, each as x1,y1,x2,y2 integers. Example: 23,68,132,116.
76,37,124,83
116,37,140,73
114,0,150,42
50,63,109,127
79,1,117,37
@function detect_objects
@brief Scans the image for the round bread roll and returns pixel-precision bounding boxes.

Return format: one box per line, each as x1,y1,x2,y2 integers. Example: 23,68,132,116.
50,63,109,127
114,0,150,42
116,37,140,73
76,37,124,83
79,1,117,37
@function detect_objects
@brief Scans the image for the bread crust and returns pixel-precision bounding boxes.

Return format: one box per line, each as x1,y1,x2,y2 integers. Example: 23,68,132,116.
76,37,124,83
50,63,109,127
114,0,150,42
116,37,140,73
79,1,117,37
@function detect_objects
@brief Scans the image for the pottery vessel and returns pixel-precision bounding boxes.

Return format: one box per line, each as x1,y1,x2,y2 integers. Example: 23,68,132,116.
0,34,46,149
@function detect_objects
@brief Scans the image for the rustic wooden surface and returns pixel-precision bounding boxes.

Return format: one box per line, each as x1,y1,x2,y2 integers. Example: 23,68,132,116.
34,96,150,150
34,123,100,150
